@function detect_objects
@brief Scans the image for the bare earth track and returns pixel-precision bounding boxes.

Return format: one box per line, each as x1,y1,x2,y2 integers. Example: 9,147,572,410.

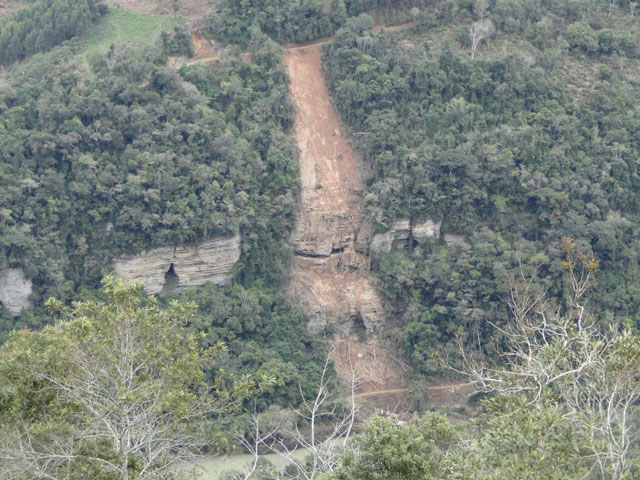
184,31,218,66
284,44,404,394
351,382,472,411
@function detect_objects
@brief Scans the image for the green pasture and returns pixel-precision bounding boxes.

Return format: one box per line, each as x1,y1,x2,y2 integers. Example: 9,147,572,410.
84,7,186,57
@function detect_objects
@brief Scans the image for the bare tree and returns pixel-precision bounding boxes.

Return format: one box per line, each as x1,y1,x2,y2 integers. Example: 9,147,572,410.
238,346,360,479
232,409,280,480
474,0,490,21
454,239,640,480
469,20,495,60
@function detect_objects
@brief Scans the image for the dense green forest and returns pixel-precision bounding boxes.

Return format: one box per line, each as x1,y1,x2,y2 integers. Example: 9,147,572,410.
323,0,640,376
5,254,640,479
2,0,640,478
0,8,326,412
207,0,429,46
0,0,107,64
0,29,297,322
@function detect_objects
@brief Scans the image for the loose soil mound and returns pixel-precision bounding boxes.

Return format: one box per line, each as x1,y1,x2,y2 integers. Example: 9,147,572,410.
192,31,215,59
181,31,218,66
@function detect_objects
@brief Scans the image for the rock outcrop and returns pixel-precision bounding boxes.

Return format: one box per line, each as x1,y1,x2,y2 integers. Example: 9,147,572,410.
412,219,442,243
114,234,241,294
0,268,32,316
370,220,411,253
293,214,356,257
370,219,441,253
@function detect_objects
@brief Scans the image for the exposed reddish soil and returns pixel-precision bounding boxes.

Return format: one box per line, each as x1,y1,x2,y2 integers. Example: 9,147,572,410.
351,382,472,412
353,383,468,399
284,44,402,393
105,0,214,22
428,381,473,406
0,0,23,17
331,336,407,394
192,31,215,59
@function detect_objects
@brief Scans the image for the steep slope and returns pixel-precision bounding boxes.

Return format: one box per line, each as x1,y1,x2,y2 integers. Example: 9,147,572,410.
284,44,403,392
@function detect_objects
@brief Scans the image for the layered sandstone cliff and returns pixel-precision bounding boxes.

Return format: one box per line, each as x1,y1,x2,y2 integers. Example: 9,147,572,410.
114,234,241,294
370,219,441,253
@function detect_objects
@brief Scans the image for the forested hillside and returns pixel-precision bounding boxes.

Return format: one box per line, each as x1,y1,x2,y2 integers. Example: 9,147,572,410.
207,0,427,46
323,0,640,376
0,0,107,64
0,29,298,326
0,0,331,417
3,0,640,478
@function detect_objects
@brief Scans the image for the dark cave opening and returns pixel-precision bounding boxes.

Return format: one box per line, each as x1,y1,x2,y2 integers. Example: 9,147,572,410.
162,263,180,293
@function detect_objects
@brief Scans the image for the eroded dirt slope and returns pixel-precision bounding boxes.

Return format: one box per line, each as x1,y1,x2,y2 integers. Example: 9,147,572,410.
284,44,404,393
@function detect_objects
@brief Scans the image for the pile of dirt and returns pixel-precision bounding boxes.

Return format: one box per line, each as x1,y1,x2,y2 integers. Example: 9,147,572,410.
331,335,408,394
180,31,218,67
191,31,215,59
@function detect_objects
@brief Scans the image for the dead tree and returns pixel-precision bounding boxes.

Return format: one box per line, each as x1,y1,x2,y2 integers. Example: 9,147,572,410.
473,0,490,21
469,19,495,60
238,346,360,479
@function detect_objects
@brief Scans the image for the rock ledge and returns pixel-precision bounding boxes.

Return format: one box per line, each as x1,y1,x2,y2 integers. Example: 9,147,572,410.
114,234,241,294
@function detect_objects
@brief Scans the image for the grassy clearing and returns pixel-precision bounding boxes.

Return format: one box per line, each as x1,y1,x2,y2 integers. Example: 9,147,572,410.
84,7,186,57
187,448,309,479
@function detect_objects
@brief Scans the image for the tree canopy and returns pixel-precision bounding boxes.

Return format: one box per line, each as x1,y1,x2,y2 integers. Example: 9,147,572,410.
0,275,261,480
0,29,297,322
206,0,430,46
0,0,107,65
322,0,640,378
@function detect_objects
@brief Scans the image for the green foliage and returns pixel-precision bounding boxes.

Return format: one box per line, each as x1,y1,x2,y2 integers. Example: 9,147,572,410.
84,7,187,58
450,395,590,480
565,22,599,54
0,30,298,322
321,414,454,480
322,1,640,377
162,24,195,57
207,0,430,46
207,0,348,46
176,281,333,411
0,0,106,64
322,261,640,480
0,275,259,479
